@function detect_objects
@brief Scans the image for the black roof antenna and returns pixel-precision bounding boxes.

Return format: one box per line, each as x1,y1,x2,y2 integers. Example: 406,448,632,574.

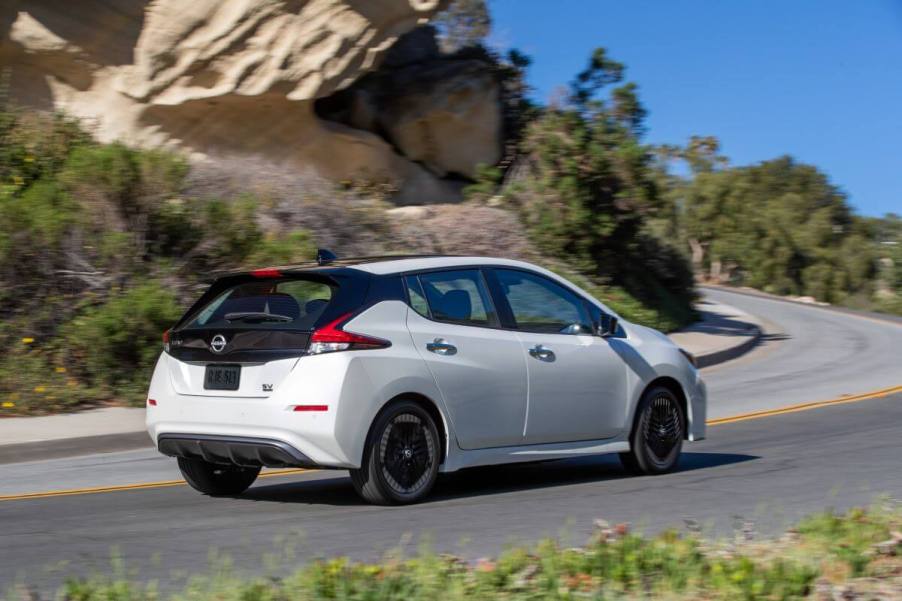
316,248,337,266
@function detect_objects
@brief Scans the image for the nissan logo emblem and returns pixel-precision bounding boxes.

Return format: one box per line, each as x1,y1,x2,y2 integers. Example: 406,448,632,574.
210,334,227,353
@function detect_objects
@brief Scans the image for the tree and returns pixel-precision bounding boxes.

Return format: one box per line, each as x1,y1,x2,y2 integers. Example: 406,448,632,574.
503,47,696,328
433,0,491,53
674,155,876,304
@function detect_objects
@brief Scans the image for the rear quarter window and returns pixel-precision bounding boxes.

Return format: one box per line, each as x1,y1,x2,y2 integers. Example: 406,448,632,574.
413,269,497,327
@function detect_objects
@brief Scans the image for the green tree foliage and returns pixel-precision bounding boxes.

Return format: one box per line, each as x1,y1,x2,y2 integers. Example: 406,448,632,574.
495,47,696,329
62,281,182,401
433,0,491,53
674,154,885,305
0,107,318,412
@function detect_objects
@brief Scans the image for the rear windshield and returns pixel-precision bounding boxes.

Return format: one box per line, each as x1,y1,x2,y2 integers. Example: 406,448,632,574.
181,278,334,331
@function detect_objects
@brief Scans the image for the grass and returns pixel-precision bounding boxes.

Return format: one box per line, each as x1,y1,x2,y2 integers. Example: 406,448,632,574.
8,503,902,601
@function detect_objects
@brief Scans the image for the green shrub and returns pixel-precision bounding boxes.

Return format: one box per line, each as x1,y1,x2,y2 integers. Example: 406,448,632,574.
62,281,182,404
0,335,89,416
246,230,316,267
201,196,264,265
0,108,91,190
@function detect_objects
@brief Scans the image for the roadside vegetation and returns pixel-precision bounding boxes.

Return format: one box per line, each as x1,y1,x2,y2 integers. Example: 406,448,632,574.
10,503,902,601
450,0,900,318
1,0,899,416
0,109,322,415
466,42,900,320
651,140,902,314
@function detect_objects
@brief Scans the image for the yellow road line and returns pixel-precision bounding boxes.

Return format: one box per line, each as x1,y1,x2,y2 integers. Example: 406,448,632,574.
707,384,902,426
0,468,313,502
2,384,901,502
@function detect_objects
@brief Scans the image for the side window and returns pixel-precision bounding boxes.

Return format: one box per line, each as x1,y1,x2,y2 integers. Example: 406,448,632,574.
416,269,496,326
495,269,593,335
405,275,431,318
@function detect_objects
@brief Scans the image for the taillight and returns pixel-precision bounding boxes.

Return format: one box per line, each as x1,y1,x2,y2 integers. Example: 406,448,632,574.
308,313,390,355
162,329,171,353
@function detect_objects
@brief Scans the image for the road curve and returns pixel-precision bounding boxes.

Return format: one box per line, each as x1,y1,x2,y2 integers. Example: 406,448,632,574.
700,287,902,419
1,288,900,591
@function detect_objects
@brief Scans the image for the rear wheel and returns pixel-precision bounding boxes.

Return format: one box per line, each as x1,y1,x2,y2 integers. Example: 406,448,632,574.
619,386,684,475
177,457,260,496
350,400,441,505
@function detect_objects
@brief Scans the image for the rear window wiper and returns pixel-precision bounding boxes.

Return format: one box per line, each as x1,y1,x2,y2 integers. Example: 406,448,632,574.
224,312,293,323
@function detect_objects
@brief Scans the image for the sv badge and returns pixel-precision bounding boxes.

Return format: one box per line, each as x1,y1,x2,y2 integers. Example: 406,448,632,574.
262,383,273,392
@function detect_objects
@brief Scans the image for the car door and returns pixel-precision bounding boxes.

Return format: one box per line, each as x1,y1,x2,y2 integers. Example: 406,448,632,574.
404,269,528,450
490,268,628,444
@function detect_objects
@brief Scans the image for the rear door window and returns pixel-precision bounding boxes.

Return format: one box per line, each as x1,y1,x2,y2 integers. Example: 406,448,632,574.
184,278,333,330
415,270,497,327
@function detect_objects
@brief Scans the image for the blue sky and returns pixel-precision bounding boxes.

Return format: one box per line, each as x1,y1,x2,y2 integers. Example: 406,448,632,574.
489,0,902,217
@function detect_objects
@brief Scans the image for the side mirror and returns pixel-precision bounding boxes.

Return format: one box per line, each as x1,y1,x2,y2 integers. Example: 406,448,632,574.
598,314,619,338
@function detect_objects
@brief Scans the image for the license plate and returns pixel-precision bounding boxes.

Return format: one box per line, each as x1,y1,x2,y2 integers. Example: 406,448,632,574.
204,364,241,391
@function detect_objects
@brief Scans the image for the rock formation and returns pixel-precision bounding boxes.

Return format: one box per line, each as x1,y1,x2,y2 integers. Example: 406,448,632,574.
1,0,502,203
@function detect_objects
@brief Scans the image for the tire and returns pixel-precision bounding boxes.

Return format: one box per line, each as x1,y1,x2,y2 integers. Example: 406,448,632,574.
350,400,441,505
619,385,685,475
177,457,261,496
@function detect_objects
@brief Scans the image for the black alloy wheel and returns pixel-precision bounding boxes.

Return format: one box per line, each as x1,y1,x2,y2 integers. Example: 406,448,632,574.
619,385,684,475
350,400,440,504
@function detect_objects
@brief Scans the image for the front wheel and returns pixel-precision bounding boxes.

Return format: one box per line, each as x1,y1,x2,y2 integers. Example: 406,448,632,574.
177,457,260,496
350,401,441,505
619,386,684,475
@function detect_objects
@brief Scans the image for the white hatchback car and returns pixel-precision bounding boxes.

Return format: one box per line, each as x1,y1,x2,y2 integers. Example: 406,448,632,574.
147,253,706,504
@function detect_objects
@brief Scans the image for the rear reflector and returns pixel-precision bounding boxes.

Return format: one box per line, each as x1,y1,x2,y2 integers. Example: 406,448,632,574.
250,268,282,278
291,404,328,412
148,399,157,406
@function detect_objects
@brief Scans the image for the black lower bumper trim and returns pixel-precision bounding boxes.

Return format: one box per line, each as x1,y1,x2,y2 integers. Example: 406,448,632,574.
157,434,317,469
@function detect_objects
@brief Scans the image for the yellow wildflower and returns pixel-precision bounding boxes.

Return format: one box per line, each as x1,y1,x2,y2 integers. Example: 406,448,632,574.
1,402,14,408
34,385,46,393
55,367,67,373
22,337,34,344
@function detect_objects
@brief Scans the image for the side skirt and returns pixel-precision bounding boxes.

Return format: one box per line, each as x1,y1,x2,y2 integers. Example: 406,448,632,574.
440,437,631,473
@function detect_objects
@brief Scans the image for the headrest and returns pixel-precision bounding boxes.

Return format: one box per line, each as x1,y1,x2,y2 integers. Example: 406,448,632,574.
436,289,472,322
265,293,301,319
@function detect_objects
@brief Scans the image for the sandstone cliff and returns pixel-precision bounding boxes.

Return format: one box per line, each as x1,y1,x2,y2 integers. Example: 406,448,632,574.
1,0,501,203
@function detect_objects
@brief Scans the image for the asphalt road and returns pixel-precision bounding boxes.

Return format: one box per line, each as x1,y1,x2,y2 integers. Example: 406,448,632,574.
701,287,902,419
2,289,901,591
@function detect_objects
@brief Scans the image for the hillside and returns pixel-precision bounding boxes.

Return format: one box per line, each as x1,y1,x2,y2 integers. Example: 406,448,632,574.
0,107,689,416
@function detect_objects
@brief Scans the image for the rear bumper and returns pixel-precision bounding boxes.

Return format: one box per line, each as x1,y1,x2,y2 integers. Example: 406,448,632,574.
157,434,317,469
144,351,377,469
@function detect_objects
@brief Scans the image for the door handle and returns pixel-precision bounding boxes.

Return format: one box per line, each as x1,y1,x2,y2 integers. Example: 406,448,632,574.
426,338,457,356
528,344,555,362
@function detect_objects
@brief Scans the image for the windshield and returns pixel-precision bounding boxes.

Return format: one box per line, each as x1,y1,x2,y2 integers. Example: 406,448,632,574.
181,278,334,331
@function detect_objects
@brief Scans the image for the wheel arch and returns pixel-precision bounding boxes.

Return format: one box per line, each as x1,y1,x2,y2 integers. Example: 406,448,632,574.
367,392,450,466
